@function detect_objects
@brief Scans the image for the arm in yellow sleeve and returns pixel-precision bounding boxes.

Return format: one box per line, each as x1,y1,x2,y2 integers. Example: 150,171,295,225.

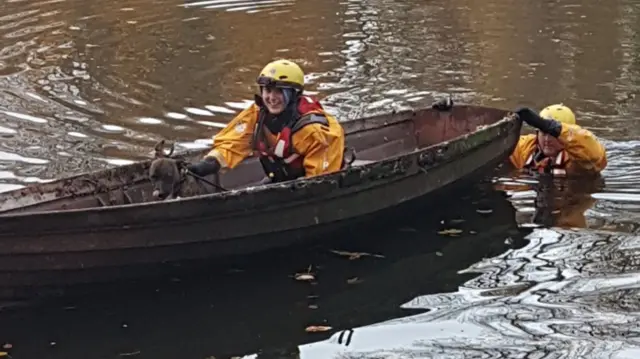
291,118,345,178
508,134,537,169
205,104,259,170
557,124,607,173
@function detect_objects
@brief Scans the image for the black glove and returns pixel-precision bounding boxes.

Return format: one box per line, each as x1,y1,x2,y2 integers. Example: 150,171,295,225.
432,97,454,111
186,157,221,177
515,107,562,137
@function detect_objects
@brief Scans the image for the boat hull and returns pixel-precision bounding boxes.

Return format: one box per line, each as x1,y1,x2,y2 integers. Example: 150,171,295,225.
0,105,522,294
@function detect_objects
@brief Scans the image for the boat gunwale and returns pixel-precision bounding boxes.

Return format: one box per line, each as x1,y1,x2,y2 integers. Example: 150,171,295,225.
0,105,519,219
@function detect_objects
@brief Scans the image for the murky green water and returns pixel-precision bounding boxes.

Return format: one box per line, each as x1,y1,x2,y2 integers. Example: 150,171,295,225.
0,0,640,357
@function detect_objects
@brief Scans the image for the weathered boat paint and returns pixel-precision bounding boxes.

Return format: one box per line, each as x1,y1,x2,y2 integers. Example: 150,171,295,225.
0,105,522,292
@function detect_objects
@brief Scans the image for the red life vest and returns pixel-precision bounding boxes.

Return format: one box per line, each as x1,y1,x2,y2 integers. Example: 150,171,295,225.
524,149,568,176
252,96,329,182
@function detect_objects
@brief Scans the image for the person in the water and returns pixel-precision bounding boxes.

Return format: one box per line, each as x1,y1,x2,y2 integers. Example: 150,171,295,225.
509,104,607,176
186,59,346,183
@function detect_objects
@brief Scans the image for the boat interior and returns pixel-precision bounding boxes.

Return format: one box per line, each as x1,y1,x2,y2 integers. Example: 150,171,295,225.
0,106,511,215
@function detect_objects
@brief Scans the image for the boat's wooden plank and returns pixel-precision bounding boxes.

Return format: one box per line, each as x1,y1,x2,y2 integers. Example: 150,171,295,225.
345,120,415,153
355,138,415,162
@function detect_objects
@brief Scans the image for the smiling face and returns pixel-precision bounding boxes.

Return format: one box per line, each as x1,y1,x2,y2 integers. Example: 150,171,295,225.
537,131,565,157
261,86,287,115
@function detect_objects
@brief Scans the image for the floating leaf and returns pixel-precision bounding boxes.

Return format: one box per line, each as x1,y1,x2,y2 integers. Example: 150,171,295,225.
1,344,11,350
437,229,463,236
295,273,315,281
294,265,316,281
436,251,443,256
308,304,318,309
305,325,332,333
347,277,361,284
119,351,141,357
476,209,493,214
469,230,477,234
330,250,385,260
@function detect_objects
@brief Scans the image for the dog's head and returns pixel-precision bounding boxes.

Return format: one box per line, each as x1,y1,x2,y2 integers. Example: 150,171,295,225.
149,140,182,200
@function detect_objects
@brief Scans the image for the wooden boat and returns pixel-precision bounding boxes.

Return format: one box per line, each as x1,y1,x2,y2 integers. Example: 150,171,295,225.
0,104,521,294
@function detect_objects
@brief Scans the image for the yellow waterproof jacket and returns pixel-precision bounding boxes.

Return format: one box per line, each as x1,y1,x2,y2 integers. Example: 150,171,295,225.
205,101,345,179
509,123,607,175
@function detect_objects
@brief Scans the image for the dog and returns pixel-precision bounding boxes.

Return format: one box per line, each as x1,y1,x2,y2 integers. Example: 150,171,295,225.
148,140,220,200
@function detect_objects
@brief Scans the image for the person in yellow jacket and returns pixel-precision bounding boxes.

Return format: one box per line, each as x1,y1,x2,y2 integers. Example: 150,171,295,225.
509,104,607,176
186,59,345,183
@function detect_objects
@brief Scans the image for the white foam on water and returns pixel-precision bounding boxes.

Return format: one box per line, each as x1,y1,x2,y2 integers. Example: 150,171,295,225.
102,124,124,131
185,107,215,116
206,0,281,9
0,151,49,164
67,131,88,138
1,110,47,124
0,126,17,134
225,100,254,110
138,117,163,124
204,105,236,114
176,141,211,150
98,158,135,166
591,192,640,202
165,112,188,119
197,121,227,128
25,92,47,102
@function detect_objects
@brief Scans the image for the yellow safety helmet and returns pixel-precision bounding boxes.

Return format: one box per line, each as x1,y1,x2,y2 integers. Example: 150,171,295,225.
256,59,304,92
539,104,576,125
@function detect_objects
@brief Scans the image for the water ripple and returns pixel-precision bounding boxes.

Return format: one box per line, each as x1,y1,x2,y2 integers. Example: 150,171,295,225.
0,0,636,358
0,0,630,193
182,0,295,13
294,227,640,358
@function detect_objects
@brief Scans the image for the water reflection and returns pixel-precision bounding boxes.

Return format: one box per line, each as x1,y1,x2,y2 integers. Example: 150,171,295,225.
0,186,527,359
0,0,637,191
285,224,640,358
0,0,640,356
495,139,640,234
496,172,605,229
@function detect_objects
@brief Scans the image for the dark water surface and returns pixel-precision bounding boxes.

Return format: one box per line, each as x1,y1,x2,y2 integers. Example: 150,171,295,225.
1,0,640,357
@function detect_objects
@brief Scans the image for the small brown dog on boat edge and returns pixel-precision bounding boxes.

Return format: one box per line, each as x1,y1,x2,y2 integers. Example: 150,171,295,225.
148,140,183,200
